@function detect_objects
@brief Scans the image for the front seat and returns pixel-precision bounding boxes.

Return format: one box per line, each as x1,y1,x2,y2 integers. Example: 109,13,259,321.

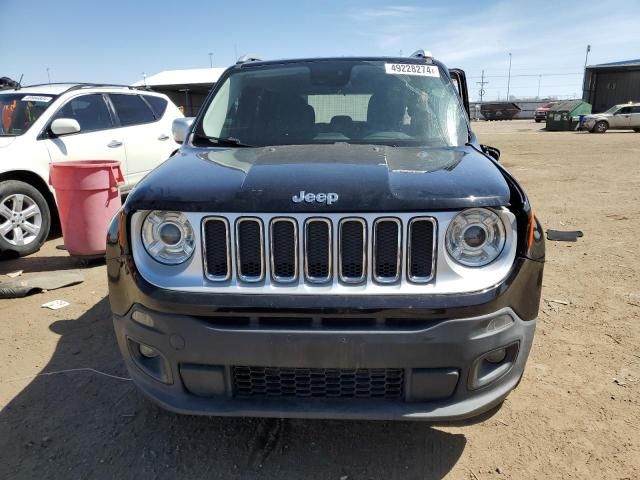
367,93,406,133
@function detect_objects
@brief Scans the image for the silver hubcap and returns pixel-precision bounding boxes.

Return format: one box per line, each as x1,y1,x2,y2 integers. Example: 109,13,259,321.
0,194,43,246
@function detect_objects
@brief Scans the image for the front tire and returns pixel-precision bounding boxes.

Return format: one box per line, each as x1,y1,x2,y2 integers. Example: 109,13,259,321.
592,120,608,133
0,180,51,257
535,119,541,123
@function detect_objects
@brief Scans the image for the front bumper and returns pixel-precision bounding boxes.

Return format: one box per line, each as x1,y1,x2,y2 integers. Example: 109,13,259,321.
113,305,535,421
108,253,543,421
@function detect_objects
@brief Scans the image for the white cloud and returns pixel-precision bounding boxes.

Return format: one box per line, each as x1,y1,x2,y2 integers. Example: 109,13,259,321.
344,1,640,100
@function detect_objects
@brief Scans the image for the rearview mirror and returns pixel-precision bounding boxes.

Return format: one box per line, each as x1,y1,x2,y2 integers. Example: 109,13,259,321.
172,117,195,144
50,118,81,136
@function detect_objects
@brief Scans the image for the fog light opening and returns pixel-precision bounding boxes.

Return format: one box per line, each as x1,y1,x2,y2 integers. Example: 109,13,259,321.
485,348,507,364
139,343,159,358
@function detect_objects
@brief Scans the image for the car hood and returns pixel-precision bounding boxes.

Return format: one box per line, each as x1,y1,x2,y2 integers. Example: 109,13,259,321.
0,137,16,149
125,144,511,213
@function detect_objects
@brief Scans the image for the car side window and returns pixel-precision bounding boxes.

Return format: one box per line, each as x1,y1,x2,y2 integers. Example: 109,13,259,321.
54,94,113,132
110,94,156,127
618,107,632,114
143,96,168,119
631,106,640,114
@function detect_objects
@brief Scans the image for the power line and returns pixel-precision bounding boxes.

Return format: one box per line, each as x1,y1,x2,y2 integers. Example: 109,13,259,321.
467,72,581,79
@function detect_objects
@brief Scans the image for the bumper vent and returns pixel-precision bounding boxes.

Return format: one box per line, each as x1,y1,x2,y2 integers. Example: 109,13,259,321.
202,214,437,286
233,366,405,399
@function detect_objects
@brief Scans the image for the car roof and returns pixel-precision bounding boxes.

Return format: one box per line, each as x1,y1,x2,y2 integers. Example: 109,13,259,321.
0,83,164,96
234,55,445,70
0,84,73,95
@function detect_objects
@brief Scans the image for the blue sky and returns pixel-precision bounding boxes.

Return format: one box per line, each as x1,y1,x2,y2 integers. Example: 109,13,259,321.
3,0,639,101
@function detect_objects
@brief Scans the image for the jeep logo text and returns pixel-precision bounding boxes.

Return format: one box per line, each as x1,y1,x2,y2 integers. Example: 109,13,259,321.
292,191,339,205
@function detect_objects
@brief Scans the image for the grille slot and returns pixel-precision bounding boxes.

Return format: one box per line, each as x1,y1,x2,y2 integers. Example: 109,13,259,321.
233,366,404,399
408,217,436,282
270,218,298,282
235,218,264,282
373,218,401,283
202,218,230,281
339,219,366,283
304,219,332,283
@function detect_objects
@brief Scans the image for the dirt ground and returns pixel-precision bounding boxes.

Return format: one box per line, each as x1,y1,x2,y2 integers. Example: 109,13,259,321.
0,120,638,479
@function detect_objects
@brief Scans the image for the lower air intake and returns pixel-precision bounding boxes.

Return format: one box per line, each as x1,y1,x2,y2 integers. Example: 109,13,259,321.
233,366,404,399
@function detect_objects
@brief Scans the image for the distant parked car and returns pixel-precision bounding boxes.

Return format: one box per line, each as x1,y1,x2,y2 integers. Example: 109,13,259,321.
581,103,640,133
480,102,521,121
0,83,183,256
534,101,557,123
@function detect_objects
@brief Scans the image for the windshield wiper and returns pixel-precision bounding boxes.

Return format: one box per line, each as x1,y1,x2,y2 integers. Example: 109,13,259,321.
193,133,255,148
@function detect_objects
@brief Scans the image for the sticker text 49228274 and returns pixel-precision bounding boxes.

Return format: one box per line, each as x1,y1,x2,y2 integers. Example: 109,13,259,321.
384,63,439,77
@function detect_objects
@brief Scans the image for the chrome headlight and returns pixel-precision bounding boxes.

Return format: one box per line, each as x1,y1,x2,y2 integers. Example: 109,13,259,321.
142,211,195,265
445,208,506,267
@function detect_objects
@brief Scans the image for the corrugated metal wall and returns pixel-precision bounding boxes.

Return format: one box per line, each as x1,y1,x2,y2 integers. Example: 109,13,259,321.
584,69,640,113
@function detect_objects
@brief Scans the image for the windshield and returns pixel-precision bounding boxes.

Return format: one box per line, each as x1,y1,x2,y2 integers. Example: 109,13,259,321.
0,93,56,136
196,60,469,148
602,105,621,114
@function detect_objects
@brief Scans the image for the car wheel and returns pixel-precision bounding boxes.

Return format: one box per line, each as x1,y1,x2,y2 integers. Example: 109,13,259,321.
634,128,640,133
0,180,51,257
593,120,608,133
535,119,541,123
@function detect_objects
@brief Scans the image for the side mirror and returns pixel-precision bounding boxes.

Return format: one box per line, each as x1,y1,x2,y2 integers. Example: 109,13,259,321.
448,68,470,118
481,144,501,162
50,118,81,136
172,117,195,144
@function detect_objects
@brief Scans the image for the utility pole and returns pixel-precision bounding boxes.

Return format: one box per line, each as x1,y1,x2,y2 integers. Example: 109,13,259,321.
208,52,213,68
476,69,488,103
46,67,51,84
537,74,542,99
582,44,591,99
506,53,512,100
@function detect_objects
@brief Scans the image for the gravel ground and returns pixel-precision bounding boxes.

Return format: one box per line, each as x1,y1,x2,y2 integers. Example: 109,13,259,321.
0,120,638,479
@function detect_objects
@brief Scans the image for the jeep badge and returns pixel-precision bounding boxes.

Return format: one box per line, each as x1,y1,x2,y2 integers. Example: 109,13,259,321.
292,191,339,205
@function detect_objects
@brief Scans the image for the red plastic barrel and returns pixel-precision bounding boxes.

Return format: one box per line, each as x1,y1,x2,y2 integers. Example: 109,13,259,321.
50,160,124,256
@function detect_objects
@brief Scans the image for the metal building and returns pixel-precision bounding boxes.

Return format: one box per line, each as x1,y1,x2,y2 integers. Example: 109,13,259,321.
583,59,640,113
132,68,226,116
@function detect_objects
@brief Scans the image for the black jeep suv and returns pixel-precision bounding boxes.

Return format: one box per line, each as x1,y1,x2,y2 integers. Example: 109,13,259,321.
107,52,545,421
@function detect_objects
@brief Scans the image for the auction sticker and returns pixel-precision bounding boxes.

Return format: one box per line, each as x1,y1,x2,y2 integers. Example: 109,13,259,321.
21,95,53,103
385,63,439,77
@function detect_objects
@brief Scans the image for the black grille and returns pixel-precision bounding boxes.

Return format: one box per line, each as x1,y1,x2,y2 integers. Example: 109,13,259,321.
340,220,365,281
271,220,297,280
305,220,331,281
203,219,229,279
203,215,437,285
233,366,404,399
408,219,435,281
236,219,263,280
374,220,400,281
